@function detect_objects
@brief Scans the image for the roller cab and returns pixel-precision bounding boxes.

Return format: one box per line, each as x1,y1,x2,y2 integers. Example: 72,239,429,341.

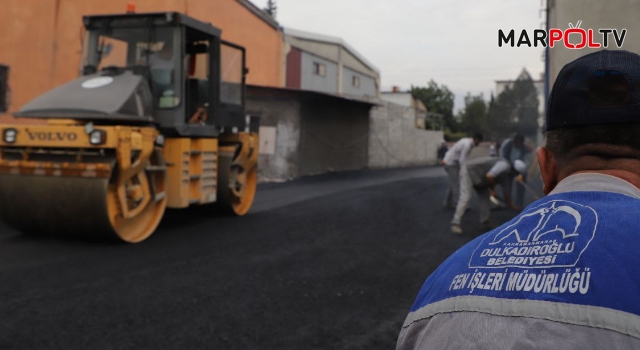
0,12,258,243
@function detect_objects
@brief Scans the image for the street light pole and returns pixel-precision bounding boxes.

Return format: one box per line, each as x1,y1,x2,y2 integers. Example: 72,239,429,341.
543,0,550,138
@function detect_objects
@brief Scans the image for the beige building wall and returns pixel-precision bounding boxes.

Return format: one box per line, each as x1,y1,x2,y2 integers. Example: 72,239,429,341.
0,0,284,122
283,29,380,98
369,101,443,168
284,34,378,78
548,0,640,87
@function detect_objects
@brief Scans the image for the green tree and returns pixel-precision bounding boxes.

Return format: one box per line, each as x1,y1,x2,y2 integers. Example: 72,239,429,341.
411,80,458,132
510,74,539,136
487,71,540,139
458,93,488,135
263,0,277,18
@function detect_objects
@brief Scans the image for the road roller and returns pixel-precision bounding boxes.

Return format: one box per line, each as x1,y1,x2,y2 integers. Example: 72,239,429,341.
0,12,259,243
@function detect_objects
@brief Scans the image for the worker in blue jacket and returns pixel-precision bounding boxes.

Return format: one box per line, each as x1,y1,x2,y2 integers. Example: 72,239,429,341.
397,49,640,349
500,133,533,208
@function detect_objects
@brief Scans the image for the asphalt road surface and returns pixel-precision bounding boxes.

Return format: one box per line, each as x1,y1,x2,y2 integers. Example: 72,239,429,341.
0,166,540,350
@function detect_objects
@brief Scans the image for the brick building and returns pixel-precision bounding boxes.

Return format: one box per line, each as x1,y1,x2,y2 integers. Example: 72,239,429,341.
0,0,284,120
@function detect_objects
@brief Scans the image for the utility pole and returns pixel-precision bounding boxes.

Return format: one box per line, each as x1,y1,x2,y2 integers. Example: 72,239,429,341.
539,0,550,147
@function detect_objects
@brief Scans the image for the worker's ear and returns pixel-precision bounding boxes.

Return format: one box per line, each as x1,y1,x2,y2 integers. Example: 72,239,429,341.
537,147,558,195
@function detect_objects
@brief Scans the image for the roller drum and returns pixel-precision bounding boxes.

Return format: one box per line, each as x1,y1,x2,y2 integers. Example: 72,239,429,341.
0,160,167,243
0,175,114,239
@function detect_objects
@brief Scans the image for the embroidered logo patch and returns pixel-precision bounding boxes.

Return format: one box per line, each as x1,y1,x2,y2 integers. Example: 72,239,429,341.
469,200,598,269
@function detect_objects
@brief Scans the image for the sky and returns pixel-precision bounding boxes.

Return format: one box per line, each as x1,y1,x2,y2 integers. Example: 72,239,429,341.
250,0,545,112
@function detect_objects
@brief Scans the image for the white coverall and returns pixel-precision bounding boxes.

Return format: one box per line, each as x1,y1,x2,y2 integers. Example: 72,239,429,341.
451,157,511,225
442,138,475,208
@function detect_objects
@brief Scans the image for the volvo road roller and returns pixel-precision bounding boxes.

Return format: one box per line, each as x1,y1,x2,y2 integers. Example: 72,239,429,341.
0,12,259,243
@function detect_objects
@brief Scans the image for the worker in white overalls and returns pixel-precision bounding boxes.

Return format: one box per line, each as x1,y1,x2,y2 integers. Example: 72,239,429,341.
450,156,527,234
441,133,483,209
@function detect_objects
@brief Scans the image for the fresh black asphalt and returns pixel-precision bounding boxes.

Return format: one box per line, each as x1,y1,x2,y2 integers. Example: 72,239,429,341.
0,166,536,349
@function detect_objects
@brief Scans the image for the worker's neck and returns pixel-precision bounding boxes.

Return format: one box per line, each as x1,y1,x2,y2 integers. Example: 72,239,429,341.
556,156,640,192
561,169,640,191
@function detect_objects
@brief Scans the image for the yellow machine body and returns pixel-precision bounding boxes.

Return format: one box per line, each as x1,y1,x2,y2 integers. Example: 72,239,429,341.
164,138,219,208
0,120,258,243
0,12,260,243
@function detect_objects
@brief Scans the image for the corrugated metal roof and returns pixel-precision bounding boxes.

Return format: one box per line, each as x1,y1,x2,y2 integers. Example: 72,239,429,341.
247,84,383,106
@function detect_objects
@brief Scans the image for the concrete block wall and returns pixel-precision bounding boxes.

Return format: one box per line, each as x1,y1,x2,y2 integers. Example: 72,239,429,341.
298,98,370,175
247,89,371,182
249,89,441,182
246,96,301,182
369,101,443,168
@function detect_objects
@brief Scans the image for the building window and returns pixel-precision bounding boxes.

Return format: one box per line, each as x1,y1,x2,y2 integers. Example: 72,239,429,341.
0,65,8,113
352,76,360,88
313,62,326,76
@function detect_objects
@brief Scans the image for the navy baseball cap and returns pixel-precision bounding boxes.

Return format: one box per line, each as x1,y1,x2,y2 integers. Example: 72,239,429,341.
547,50,640,131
